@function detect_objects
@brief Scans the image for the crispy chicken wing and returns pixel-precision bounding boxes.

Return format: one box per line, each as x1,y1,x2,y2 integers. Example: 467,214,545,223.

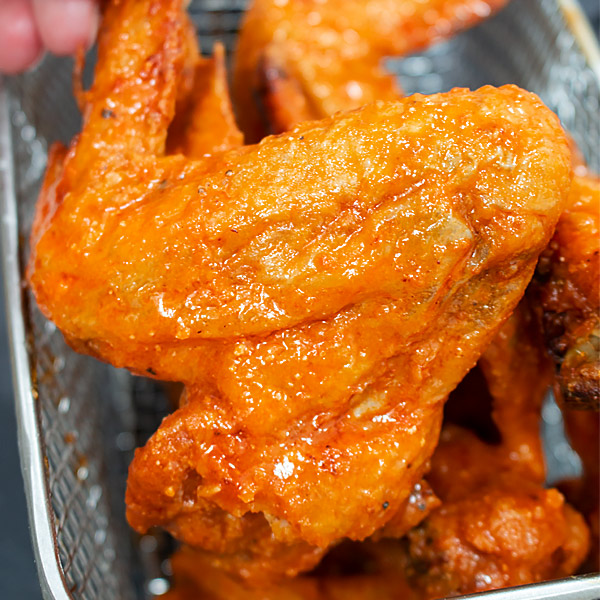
164,310,587,599
167,42,243,157
120,81,569,572
406,475,589,596
163,541,419,600
29,0,571,581
531,174,600,409
233,0,509,140
405,306,588,595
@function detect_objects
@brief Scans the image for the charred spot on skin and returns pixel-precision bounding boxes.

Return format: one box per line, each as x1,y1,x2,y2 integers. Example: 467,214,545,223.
146,367,157,375
299,135,304,140
225,170,234,176
230,228,238,233
561,375,600,409
417,502,427,511
411,559,430,576
198,186,206,195
382,501,389,510
101,108,115,119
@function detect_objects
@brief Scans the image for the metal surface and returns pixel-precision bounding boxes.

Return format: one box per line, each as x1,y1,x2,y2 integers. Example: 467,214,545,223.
0,1,598,599
0,76,70,600
455,574,600,600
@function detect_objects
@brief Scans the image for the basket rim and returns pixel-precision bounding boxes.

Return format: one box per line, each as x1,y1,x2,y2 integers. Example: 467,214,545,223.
559,0,600,84
0,78,73,600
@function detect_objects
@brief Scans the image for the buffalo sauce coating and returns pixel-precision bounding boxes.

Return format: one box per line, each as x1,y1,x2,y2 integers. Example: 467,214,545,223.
533,174,600,409
233,0,510,140
407,424,590,596
26,0,571,580
121,88,570,564
31,92,570,374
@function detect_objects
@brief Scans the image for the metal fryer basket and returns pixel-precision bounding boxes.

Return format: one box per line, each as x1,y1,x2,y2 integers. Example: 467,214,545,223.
1,1,599,599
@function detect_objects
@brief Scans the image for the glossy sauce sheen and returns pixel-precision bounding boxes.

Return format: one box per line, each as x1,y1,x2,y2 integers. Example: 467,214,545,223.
26,0,572,582
532,174,600,408
233,0,509,140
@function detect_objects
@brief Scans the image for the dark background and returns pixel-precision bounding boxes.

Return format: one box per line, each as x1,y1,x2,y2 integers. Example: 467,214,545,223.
0,3,598,597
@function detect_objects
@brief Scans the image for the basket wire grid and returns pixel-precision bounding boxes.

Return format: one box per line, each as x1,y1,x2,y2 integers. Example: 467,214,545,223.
0,0,599,599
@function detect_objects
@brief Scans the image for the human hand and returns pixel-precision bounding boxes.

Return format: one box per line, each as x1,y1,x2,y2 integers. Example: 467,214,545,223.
0,0,98,74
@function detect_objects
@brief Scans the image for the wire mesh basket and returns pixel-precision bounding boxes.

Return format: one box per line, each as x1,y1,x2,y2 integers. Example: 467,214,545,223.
0,0,599,599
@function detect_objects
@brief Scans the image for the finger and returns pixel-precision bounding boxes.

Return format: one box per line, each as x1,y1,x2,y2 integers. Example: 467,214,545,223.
32,0,99,56
0,0,43,74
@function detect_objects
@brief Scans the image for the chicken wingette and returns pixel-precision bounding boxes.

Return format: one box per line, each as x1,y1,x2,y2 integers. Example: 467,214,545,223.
234,0,509,140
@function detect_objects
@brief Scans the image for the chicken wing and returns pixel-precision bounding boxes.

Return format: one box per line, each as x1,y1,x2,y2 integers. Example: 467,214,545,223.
163,541,418,600
28,0,571,581
164,309,587,598
531,174,600,409
404,303,588,595
406,474,589,596
233,0,509,140
167,42,243,157
121,81,569,572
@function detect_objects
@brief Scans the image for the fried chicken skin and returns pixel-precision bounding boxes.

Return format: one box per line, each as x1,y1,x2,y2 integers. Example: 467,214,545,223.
163,541,419,600
164,310,587,599
160,478,439,586
167,42,243,157
234,0,509,140
408,422,591,596
120,82,569,573
406,360,588,594
532,174,600,409
406,476,590,595
28,0,571,581
402,303,588,595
